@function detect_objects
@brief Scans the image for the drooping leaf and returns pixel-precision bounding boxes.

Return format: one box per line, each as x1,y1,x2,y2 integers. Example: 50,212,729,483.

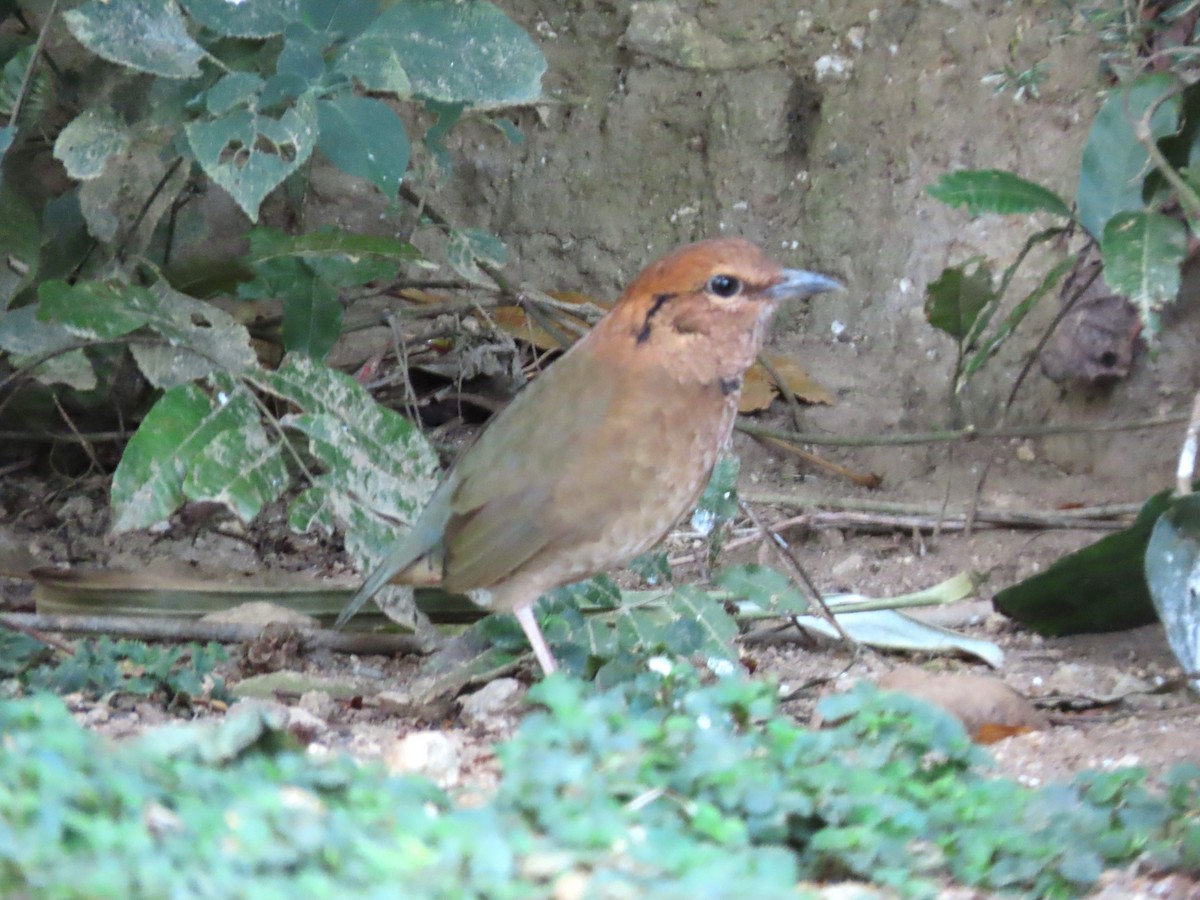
793,608,1004,668
64,0,206,79
927,169,1071,219
337,0,546,108
245,225,421,267
280,277,340,359
993,490,1172,635
0,306,95,390
1100,210,1188,339
740,354,835,413
924,260,996,342
1077,74,1181,239
178,0,298,38
110,381,253,532
693,455,740,536
315,94,410,198
1145,493,1200,686
185,100,318,221
53,108,131,180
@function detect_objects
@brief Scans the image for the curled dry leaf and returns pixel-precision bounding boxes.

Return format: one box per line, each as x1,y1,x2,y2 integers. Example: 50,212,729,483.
739,354,835,413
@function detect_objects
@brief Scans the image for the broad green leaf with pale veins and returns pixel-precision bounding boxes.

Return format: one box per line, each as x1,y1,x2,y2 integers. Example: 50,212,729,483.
111,382,252,532
1100,210,1187,338
927,169,1071,219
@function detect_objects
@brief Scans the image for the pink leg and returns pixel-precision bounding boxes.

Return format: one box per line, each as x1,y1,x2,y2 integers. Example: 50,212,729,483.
513,604,558,674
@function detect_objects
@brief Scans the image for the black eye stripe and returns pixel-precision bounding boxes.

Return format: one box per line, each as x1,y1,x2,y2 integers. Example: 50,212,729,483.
707,274,741,298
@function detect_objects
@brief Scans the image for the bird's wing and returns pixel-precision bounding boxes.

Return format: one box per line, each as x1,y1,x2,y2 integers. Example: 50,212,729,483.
440,343,618,591
334,480,453,628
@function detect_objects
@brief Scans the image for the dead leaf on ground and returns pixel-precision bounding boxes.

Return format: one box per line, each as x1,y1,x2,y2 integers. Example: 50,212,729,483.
877,666,1049,743
740,355,835,413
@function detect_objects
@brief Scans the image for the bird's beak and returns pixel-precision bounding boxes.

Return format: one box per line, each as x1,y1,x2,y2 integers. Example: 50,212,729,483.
764,268,843,302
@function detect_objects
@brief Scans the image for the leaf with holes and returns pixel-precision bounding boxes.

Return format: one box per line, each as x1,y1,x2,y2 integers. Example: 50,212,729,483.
111,382,253,532
186,101,318,221
64,0,206,79
927,169,1071,219
1100,210,1188,339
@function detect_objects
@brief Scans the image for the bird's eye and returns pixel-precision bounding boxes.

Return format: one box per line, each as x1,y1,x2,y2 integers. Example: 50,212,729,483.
706,274,742,298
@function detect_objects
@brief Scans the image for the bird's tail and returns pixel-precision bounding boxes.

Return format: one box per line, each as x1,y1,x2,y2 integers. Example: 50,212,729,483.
334,533,436,629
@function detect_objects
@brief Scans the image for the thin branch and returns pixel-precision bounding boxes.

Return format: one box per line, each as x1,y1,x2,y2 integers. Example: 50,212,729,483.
0,612,425,656
738,499,857,648
734,411,1187,448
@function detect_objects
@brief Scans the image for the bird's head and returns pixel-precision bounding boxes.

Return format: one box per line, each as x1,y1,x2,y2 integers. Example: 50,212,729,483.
600,238,841,382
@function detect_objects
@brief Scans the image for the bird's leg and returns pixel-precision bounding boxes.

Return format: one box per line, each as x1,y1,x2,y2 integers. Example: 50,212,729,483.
513,603,558,674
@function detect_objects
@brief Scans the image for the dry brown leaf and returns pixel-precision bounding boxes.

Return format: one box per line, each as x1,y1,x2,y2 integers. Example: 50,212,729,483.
739,355,835,413
877,666,1049,743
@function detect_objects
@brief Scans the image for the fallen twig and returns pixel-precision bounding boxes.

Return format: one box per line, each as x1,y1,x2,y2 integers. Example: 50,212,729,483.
1,613,425,656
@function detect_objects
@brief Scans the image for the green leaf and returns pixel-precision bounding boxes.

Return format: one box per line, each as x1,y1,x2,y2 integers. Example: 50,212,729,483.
245,225,421,266
0,306,95,390
256,355,440,553
960,253,1077,385
927,170,1071,219
924,261,996,341
53,108,131,180
993,490,1172,635
185,100,318,221
0,183,40,308
1077,74,1181,239
446,227,507,287
178,0,298,38
1145,493,1200,683
111,381,253,532
694,455,740,532
661,584,738,658
281,276,340,359
182,423,290,523
64,0,206,79
316,94,410,197
203,72,266,116
1100,210,1188,338
38,279,156,338
340,0,546,108
716,564,809,615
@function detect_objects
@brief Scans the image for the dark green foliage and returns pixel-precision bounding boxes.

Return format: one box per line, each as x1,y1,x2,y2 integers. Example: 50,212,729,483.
3,629,229,705
3,667,1198,897
993,489,1170,634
